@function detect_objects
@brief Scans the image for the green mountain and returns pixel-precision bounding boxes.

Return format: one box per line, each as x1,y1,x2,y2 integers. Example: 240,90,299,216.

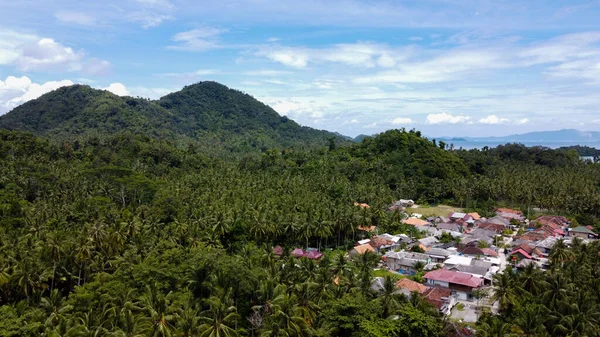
0,81,345,151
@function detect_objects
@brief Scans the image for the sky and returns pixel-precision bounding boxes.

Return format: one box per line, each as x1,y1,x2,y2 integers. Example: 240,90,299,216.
1,0,600,137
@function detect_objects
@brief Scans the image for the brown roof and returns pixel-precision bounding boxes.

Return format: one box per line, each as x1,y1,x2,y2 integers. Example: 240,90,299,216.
357,225,377,232
352,243,375,255
496,208,523,215
536,216,568,227
477,222,506,233
458,246,485,256
480,248,499,257
354,202,370,209
369,237,394,249
395,278,427,293
468,212,481,221
403,218,430,226
514,243,534,254
423,286,453,309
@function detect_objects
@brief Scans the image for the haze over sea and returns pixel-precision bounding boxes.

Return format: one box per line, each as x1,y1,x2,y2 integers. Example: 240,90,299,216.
447,140,600,150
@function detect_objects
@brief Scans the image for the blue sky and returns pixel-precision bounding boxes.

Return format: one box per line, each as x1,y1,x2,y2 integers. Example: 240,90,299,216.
1,0,600,137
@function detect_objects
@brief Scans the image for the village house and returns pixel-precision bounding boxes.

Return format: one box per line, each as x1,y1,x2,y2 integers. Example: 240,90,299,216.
486,215,513,227
509,243,542,261
369,236,395,253
395,278,427,297
495,208,525,222
349,243,376,257
536,215,569,228
423,287,457,315
534,236,558,255
437,222,463,233
384,251,431,274
424,269,484,300
419,236,439,248
403,217,431,226
568,226,597,239
424,247,454,263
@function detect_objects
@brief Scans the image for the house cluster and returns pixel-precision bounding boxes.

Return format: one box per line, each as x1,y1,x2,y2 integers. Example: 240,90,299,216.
357,204,593,315
507,215,598,268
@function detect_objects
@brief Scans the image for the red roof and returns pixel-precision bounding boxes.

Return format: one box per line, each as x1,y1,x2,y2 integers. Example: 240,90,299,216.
272,246,283,256
480,248,499,257
305,250,324,260
510,248,532,259
424,269,484,288
369,237,393,249
423,287,452,309
496,208,523,215
290,248,306,257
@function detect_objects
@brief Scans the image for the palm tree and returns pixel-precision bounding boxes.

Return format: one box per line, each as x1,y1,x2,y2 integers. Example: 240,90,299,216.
513,305,549,336
140,283,174,337
549,239,573,269
198,296,240,337
41,289,74,328
490,270,520,312
260,288,312,337
518,263,547,296
379,275,400,318
44,233,64,292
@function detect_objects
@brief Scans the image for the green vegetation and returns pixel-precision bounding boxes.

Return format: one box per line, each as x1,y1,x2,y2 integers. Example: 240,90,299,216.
2,83,600,336
0,82,348,154
478,239,600,336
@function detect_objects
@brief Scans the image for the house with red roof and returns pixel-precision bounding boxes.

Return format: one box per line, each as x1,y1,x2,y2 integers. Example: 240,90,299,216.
290,248,306,258
424,269,484,300
509,243,542,261
495,208,525,222
423,286,457,315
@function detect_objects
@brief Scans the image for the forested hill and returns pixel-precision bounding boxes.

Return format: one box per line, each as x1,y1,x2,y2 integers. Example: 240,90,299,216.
0,82,345,152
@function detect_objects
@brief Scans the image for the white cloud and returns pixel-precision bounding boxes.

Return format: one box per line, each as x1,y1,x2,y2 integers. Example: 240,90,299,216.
271,100,300,115
104,83,129,96
592,119,600,124
0,29,110,74
257,42,409,69
243,70,292,76
478,115,509,124
391,117,413,125
366,122,378,128
168,27,226,51
516,118,529,125
267,37,280,42
130,12,173,28
17,38,83,72
129,86,174,99
0,76,73,114
55,11,97,26
135,0,174,9
426,112,471,124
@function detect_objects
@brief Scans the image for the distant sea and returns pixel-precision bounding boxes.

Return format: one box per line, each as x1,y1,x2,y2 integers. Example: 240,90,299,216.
446,140,600,150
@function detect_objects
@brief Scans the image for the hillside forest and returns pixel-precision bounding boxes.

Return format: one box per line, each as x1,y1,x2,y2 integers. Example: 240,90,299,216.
1,84,600,336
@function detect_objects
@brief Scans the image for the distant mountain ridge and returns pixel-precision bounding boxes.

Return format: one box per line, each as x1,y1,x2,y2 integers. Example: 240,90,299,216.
0,82,347,152
440,129,600,143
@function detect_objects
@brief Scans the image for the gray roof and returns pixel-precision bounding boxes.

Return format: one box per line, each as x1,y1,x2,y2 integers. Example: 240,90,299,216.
487,216,511,226
437,223,461,231
535,237,558,249
470,228,498,239
471,259,493,269
371,277,385,292
419,237,439,246
446,264,490,277
425,247,452,258
386,251,429,262
569,226,596,235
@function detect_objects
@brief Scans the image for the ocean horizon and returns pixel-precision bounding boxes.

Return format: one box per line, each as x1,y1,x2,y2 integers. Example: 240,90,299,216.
446,140,600,150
